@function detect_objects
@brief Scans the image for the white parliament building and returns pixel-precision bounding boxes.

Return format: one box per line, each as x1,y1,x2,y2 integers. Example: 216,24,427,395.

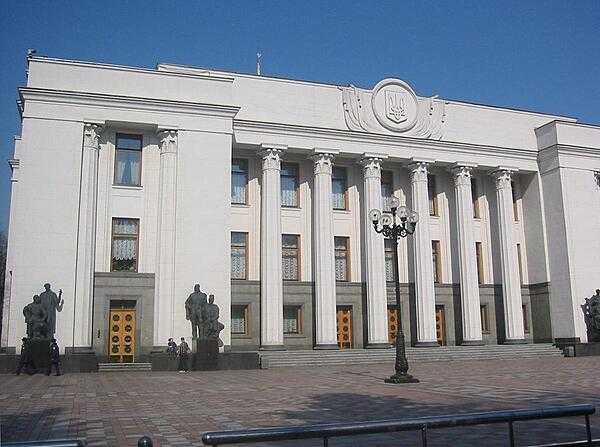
2,55,600,360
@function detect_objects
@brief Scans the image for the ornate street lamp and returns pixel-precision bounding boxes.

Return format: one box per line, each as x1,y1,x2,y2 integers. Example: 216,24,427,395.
369,196,420,384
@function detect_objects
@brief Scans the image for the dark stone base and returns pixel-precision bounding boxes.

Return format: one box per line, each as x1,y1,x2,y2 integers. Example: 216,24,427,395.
259,344,287,351
414,341,440,348
314,344,339,350
561,342,600,357
385,373,420,384
0,352,98,374
503,339,527,345
30,339,52,370
460,340,486,346
151,351,259,371
0,354,18,373
366,343,392,349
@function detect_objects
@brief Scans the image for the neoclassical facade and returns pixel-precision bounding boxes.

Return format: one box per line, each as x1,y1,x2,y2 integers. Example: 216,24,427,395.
2,55,600,359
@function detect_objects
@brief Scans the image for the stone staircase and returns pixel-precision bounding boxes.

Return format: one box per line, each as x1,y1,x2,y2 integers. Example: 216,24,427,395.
98,362,152,372
259,343,564,369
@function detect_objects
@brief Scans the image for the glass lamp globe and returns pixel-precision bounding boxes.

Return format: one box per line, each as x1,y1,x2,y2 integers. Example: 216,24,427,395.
396,206,408,219
389,196,400,209
368,209,382,222
408,210,419,223
380,214,393,226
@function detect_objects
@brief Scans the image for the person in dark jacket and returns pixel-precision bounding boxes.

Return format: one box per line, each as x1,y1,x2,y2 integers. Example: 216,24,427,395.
15,338,30,375
166,338,178,357
177,337,190,372
46,338,61,376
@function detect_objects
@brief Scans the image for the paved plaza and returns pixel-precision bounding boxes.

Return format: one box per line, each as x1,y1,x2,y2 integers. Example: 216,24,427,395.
1,356,600,446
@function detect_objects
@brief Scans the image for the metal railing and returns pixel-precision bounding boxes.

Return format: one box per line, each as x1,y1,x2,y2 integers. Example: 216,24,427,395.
201,404,597,447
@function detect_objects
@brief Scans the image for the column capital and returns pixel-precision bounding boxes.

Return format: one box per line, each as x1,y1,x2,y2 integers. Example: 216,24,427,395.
259,145,283,171
359,153,386,179
157,129,178,154
490,167,518,190
311,151,336,176
594,171,600,187
407,160,431,183
7,158,20,183
83,123,104,149
450,165,474,187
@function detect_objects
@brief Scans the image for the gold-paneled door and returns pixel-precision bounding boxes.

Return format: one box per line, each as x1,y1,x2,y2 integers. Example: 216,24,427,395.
435,305,447,346
388,307,399,344
336,306,353,350
109,309,136,363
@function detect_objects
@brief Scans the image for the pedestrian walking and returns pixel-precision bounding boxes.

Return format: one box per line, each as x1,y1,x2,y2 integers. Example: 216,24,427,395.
177,337,190,372
46,338,62,376
15,338,31,375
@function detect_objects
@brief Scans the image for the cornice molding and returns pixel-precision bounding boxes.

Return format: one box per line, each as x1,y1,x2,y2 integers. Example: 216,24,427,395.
19,87,240,119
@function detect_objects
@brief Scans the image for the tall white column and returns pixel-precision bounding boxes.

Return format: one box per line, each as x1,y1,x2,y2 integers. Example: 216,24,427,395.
360,155,390,348
155,130,178,345
408,161,438,346
311,149,339,349
451,165,483,345
259,145,285,350
491,168,525,343
73,123,103,347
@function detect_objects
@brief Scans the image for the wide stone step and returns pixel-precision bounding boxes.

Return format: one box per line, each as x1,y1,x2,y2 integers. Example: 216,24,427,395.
98,362,152,372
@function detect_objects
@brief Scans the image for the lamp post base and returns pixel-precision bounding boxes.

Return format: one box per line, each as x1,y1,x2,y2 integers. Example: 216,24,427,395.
385,373,420,384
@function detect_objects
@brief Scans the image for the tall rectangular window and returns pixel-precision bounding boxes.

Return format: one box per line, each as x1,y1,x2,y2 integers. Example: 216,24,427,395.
231,159,248,204
111,218,139,272
517,243,523,285
332,167,348,210
432,240,441,283
231,305,249,335
480,305,490,334
384,239,395,282
114,134,142,186
283,305,302,334
282,234,300,281
231,232,248,280
511,181,519,221
472,178,480,218
522,304,530,333
428,175,438,216
475,242,484,285
334,236,350,281
281,163,299,207
381,170,394,212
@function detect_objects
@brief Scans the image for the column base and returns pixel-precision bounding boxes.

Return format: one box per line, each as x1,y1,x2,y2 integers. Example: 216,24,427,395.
414,341,440,348
314,344,339,350
259,345,287,351
385,373,419,384
503,338,527,345
460,340,485,346
366,343,392,349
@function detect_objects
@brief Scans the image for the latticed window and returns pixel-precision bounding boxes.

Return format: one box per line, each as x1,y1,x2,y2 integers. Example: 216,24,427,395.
111,218,139,272
512,180,519,221
428,174,438,216
334,236,350,281
332,167,347,210
476,242,484,285
114,134,142,186
480,305,490,334
432,240,441,283
231,159,248,204
231,305,248,335
471,178,480,218
231,232,247,280
282,234,299,280
281,163,299,207
381,170,394,212
384,239,395,282
522,304,530,333
283,305,301,334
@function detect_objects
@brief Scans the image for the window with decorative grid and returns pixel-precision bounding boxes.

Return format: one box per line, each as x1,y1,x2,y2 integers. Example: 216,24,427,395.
432,240,442,283
281,163,299,207
282,234,300,281
231,305,249,335
283,305,302,334
384,239,395,282
475,242,484,285
114,134,142,186
472,178,480,218
332,167,348,210
334,236,350,281
523,304,530,333
381,170,394,212
512,180,519,221
231,159,248,204
111,218,139,272
428,174,438,216
231,232,248,280
480,305,490,334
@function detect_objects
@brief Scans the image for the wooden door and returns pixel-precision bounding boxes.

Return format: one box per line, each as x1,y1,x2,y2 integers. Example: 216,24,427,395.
109,309,136,363
435,305,446,346
388,307,399,344
336,306,353,350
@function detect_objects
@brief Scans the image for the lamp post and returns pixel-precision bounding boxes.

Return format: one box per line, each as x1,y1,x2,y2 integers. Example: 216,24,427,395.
369,196,419,384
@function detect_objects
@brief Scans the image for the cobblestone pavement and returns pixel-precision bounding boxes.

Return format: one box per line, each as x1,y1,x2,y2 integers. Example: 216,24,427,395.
1,357,600,447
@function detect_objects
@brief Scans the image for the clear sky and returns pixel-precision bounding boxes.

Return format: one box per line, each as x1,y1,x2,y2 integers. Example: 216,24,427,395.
0,1,599,230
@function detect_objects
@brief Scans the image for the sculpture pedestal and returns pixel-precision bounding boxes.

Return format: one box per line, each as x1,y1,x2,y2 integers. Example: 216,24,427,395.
192,339,219,371
28,339,51,373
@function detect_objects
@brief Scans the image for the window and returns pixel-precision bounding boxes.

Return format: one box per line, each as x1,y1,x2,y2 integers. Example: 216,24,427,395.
472,178,480,218
231,305,249,335
282,234,300,281
281,163,299,207
384,239,395,282
381,170,394,212
428,175,438,216
114,134,142,186
480,305,490,334
432,240,441,283
283,305,302,334
332,167,348,210
231,159,248,204
111,218,139,272
334,236,350,281
511,181,519,221
231,232,248,280
522,304,530,333
475,242,484,285
517,243,523,285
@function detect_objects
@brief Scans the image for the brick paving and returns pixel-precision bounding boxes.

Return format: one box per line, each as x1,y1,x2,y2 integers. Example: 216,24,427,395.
1,356,600,446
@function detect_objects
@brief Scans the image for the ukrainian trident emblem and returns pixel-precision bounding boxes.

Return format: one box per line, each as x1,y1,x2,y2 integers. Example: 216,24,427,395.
385,90,407,123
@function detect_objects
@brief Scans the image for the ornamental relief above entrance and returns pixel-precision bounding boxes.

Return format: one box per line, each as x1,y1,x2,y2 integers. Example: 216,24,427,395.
340,78,446,140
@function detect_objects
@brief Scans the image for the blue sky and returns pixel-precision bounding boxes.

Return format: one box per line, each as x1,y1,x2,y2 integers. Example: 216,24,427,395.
0,1,599,230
